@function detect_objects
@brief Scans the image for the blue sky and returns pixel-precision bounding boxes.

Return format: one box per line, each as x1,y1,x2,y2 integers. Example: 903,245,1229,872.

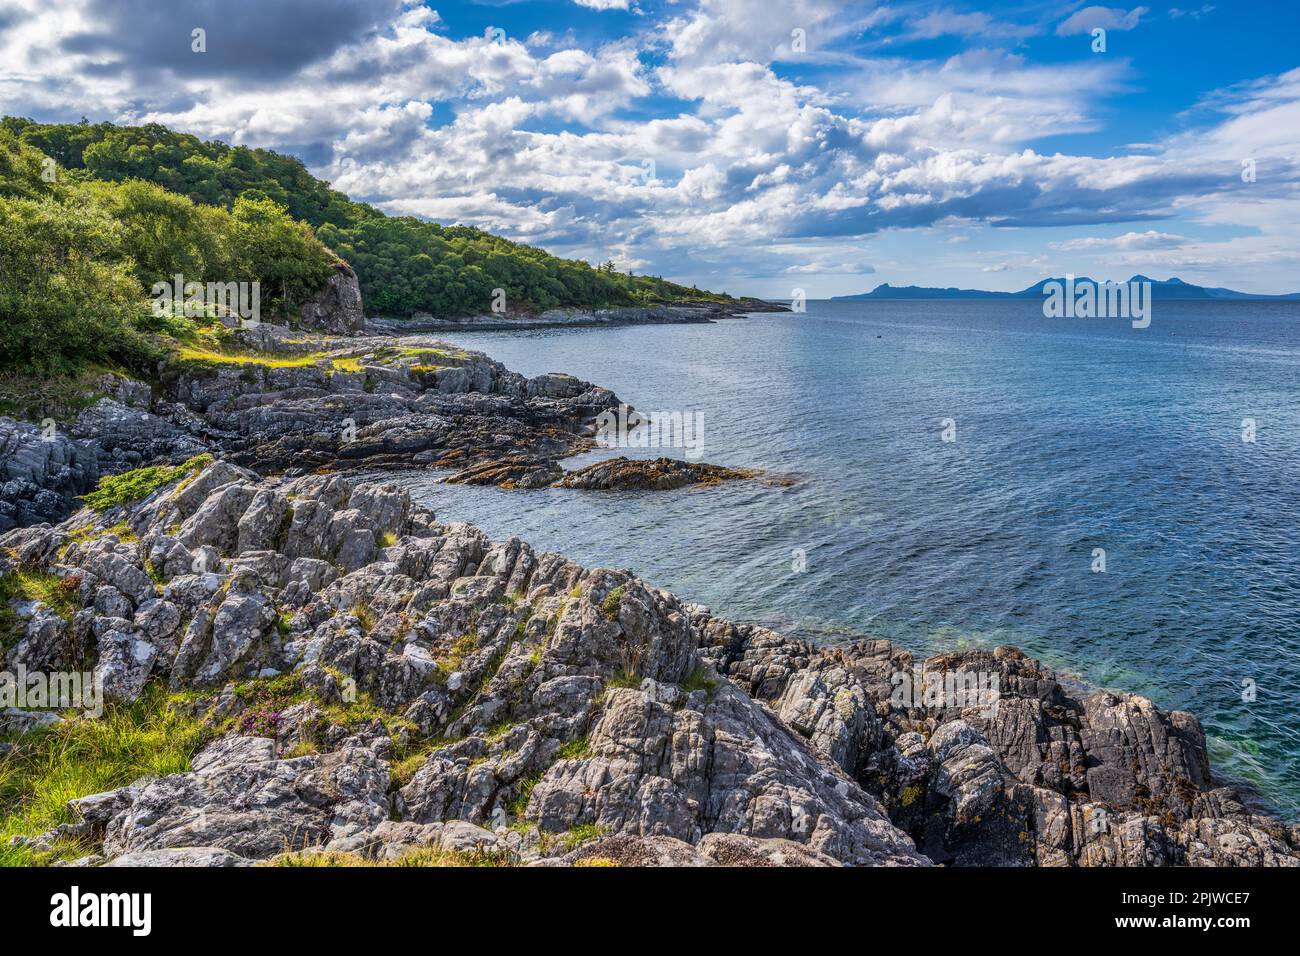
2,0,1299,295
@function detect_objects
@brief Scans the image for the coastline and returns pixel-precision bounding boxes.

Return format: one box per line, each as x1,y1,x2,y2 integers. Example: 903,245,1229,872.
363,299,790,335
2,311,1297,866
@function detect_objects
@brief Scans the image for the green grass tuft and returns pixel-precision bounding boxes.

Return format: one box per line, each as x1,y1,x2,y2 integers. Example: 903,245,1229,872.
507,772,543,818
329,356,364,374
1,566,83,654
81,454,212,511
555,823,610,853
681,667,718,695
555,737,589,760
0,686,213,866
176,346,327,370
606,671,641,690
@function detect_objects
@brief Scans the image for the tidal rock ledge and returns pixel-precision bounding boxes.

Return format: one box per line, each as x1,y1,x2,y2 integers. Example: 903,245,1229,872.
554,456,760,490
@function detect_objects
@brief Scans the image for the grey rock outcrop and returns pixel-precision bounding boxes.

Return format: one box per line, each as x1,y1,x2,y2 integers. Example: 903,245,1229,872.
157,336,622,486
298,261,367,335
696,620,1300,867
553,456,759,490
0,416,99,532
0,391,206,533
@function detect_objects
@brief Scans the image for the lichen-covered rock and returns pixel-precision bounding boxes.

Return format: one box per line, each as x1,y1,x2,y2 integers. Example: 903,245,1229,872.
698,832,842,867
103,847,252,867
324,819,510,862
102,735,390,860
543,834,713,867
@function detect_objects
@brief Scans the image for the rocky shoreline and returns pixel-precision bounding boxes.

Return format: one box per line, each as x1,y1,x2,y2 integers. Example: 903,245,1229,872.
1,280,1295,867
2,460,1295,866
1,330,758,529
364,299,790,335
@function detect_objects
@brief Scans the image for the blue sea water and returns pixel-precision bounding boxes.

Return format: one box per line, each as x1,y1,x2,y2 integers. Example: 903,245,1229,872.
381,299,1300,818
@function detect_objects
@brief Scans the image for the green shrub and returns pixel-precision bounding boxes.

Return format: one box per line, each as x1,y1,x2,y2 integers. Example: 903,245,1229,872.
0,188,159,375
601,585,625,620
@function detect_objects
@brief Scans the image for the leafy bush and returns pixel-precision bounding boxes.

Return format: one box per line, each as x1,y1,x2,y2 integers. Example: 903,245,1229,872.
0,149,161,375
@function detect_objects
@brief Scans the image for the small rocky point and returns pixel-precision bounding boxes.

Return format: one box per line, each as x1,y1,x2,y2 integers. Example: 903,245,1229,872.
554,456,760,490
2,461,1295,867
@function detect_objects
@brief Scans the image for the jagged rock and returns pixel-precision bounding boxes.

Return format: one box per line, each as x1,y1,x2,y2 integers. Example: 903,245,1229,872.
0,395,209,533
155,335,621,486
698,832,843,867
1079,689,1209,819
446,457,561,489
71,398,206,471
0,707,63,733
695,618,1300,867
94,627,159,703
4,604,79,673
298,261,367,335
324,820,510,861
521,683,923,864
170,573,277,689
0,416,99,531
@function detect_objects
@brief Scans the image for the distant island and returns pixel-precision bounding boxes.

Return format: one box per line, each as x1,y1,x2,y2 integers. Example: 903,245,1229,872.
833,275,1300,301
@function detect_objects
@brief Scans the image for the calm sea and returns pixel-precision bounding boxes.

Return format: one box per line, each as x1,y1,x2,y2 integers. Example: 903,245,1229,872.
379,299,1300,817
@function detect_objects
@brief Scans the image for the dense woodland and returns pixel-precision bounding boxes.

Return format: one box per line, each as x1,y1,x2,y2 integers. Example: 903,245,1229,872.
0,124,334,375
2,118,725,327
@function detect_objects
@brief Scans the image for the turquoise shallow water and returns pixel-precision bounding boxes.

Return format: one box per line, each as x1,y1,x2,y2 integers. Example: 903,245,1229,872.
379,299,1300,818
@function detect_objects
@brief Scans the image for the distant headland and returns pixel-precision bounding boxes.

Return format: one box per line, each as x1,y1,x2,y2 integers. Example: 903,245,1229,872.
832,276,1300,301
